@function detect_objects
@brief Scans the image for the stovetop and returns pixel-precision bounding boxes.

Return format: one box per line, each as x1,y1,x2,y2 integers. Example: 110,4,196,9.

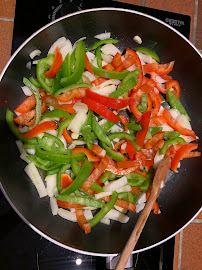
1,0,191,269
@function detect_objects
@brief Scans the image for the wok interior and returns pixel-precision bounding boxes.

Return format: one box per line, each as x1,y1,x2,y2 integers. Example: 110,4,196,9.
0,9,201,255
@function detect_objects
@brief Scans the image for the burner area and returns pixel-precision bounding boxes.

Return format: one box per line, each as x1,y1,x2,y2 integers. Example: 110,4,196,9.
1,1,190,269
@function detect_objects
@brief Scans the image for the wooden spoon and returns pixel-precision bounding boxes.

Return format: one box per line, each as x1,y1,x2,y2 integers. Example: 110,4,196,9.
115,156,171,270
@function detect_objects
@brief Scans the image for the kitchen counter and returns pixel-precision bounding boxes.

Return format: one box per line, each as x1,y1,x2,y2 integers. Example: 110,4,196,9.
0,0,201,269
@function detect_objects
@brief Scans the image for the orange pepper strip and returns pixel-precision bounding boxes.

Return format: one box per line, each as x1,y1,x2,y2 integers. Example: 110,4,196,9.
15,94,36,114
103,63,115,71
131,186,141,193
153,139,164,152
183,151,201,159
91,77,107,86
102,196,136,212
57,88,87,103
23,121,57,138
143,61,175,76
57,200,84,209
145,132,165,150
117,159,154,169
75,209,91,234
91,144,106,158
82,156,109,191
72,147,100,162
62,128,72,143
14,109,36,126
61,174,73,190
162,108,197,140
149,115,167,127
46,47,63,78
114,140,126,150
105,164,140,175
171,143,199,172
85,53,94,74
113,52,122,68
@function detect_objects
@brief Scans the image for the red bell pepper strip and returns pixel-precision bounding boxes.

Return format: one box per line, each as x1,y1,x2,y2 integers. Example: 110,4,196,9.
26,101,47,127
86,89,135,109
171,143,198,172
162,108,197,140
57,200,84,209
113,52,122,68
41,94,59,107
102,196,136,212
15,94,36,114
71,147,100,162
145,132,165,150
150,72,167,94
153,139,164,152
103,63,115,71
183,151,201,158
85,53,94,74
23,121,57,138
45,47,63,78
57,88,87,102
126,140,136,160
75,209,91,234
136,111,151,147
82,156,109,191
62,128,72,143
117,159,154,169
14,109,36,126
105,164,141,175
81,97,120,123
143,61,175,76
61,174,73,190
91,77,107,86
91,144,106,157
165,80,181,99
150,115,167,127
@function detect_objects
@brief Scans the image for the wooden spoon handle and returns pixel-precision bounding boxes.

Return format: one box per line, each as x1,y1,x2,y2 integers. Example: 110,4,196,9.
115,156,171,270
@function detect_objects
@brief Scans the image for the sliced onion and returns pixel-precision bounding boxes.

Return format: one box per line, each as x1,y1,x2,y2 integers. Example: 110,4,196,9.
48,37,67,55
169,108,180,119
21,86,32,96
45,174,57,197
136,51,155,64
116,185,131,193
92,85,117,96
86,51,95,63
155,74,168,84
94,32,111,40
16,140,24,154
60,39,73,60
84,209,93,220
50,197,58,216
126,64,136,72
26,61,31,70
29,49,41,59
103,176,127,192
20,151,31,164
161,124,174,132
114,205,127,214
82,71,97,82
24,162,47,198
18,126,28,133
72,37,86,51
101,53,113,63
176,114,192,130
136,203,145,213
133,35,142,44
105,209,129,223
68,103,88,134
100,79,121,88
101,44,121,56
95,192,111,200
100,217,110,225
121,142,127,150
58,208,77,222
138,193,146,204
26,149,35,155
71,140,86,145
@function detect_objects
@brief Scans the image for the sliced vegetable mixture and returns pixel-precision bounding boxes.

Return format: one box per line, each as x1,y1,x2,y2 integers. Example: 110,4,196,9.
6,33,200,233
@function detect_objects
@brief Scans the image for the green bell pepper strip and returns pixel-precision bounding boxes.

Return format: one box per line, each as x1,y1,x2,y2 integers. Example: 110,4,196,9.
29,77,41,88
134,47,160,63
61,159,93,195
57,115,75,138
43,133,64,147
131,140,140,152
127,193,136,204
88,191,118,228
121,69,141,84
53,67,63,93
145,131,152,140
62,53,70,78
137,93,148,113
95,46,102,68
35,156,50,166
92,115,112,148
108,132,135,141
90,182,104,192
54,83,92,97
92,65,129,79
37,136,67,155
22,144,37,149
81,110,96,149
128,178,146,187
42,109,70,119
126,172,146,181
118,192,128,200
35,147,85,163
57,163,71,193
100,141,126,162
100,171,117,183
127,123,142,131
140,168,154,192
36,54,55,93
27,155,49,170
6,109,37,145
164,131,181,138
71,158,81,177
60,41,86,87
46,162,62,171
47,167,62,175
23,77,42,129
56,194,105,208
109,77,137,98
100,120,116,133
167,89,190,120
159,137,186,155
87,38,119,51
149,127,163,135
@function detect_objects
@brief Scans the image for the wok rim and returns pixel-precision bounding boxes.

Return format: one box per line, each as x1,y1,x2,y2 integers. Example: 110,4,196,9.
0,7,201,257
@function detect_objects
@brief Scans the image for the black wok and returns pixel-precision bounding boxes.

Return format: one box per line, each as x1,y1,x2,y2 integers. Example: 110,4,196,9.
0,8,201,256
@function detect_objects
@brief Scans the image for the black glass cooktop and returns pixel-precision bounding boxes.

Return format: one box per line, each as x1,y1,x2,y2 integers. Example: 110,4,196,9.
1,0,190,269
